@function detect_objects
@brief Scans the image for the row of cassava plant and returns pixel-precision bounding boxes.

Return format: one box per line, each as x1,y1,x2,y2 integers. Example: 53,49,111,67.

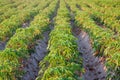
66,0,120,79
0,0,41,23
0,0,51,42
0,0,58,79
76,0,120,34
36,0,83,80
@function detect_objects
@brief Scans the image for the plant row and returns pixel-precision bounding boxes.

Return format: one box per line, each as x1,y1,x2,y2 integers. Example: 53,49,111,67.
0,0,50,42
0,0,40,23
76,0,120,34
66,0,120,79
0,0,56,79
36,0,83,80
0,0,23,16
0,0,15,7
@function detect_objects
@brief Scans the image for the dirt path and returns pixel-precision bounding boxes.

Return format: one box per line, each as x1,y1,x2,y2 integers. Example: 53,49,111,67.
72,27,106,80
22,20,31,28
21,31,49,80
0,2,52,51
65,3,106,80
0,41,6,50
21,1,59,80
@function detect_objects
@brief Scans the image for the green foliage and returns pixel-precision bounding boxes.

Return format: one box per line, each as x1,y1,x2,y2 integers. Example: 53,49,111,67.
0,0,53,79
66,0,120,79
37,0,83,80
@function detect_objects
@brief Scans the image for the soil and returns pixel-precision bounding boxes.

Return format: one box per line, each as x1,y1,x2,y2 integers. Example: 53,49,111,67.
0,41,6,50
22,21,31,28
72,27,106,80
21,1,60,79
65,3,107,79
21,31,49,80
76,4,83,11
95,21,106,28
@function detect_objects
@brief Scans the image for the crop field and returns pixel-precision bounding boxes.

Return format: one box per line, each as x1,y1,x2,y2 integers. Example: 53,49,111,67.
0,0,120,80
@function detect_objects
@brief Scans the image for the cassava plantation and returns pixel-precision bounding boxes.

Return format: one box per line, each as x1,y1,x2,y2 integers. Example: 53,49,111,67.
0,0,120,80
